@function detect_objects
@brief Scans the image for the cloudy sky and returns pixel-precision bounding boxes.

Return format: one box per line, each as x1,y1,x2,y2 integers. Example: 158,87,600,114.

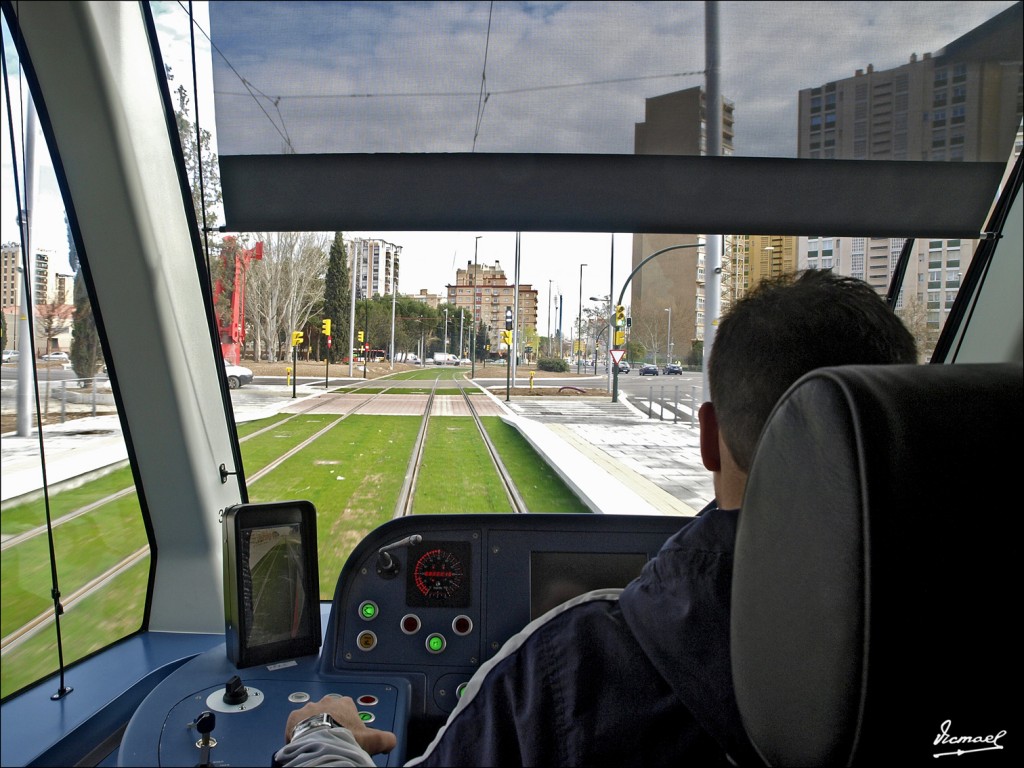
3,1,1018,331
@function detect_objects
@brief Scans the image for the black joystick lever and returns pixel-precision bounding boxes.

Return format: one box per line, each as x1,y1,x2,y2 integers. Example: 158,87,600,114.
376,534,422,578
223,674,249,705
195,710,215,767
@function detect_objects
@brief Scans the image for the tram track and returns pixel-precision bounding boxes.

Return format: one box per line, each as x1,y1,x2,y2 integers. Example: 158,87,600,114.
2,374,529,651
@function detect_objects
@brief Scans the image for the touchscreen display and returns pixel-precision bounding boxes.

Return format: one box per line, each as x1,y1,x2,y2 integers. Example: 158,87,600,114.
240,523,309,647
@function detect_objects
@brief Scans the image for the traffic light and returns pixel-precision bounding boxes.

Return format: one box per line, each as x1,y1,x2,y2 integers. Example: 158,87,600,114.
291,330,304,347
500,330,512,345
364,343,370,352
505,307,513,330
615,305,625,327
321,319,331,336
357,330,364,343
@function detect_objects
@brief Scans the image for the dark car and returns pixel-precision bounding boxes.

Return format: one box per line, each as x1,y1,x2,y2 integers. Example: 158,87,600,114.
664,363,683,375
639,363,659,376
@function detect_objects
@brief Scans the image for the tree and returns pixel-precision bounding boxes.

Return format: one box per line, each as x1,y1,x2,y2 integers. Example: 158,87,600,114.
322,233,350,363
245,231,330,362
67,215,102,379
896,294,936,363
36,298,72,355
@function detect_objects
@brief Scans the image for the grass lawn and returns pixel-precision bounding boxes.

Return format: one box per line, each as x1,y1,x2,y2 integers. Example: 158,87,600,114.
0,554,149,699
245,415,421,598
413,417,512,515
0,463,135,536
237,412,290,439
1,497,147,637
480,417,589,512
240,414,342,474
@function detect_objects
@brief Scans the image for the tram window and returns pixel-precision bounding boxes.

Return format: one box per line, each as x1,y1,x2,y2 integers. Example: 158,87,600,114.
0,17,148,698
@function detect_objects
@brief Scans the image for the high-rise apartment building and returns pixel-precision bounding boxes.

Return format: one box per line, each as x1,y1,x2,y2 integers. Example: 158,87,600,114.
349,238,401,299
447,261,538,351
630,87,738,355
796,2,1022,350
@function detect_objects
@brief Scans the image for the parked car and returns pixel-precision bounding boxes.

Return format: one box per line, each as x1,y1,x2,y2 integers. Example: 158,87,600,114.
41,351,69,362
618,360,630,373
639,363,659,376
2,349,19,363
664,363,683,375
224,360,253,389
460,357,472,365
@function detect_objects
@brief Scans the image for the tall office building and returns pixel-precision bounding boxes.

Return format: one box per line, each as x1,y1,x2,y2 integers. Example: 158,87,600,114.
447,261,538,352
630,87,737,357
796,2,1022,352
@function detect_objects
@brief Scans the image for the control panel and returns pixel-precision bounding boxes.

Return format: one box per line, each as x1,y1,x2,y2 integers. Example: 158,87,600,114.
321,513,688,720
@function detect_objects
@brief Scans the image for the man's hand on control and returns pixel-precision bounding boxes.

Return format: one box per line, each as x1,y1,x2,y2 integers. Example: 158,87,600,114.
284,695,397,755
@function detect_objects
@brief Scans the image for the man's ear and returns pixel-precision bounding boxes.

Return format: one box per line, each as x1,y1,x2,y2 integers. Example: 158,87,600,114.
698,402,721,472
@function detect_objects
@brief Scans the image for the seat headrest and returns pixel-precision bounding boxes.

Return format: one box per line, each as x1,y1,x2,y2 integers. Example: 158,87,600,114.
732,363,1021,765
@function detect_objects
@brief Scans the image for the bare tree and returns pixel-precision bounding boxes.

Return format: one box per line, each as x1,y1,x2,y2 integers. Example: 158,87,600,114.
896,295,937,363
245,232,330,362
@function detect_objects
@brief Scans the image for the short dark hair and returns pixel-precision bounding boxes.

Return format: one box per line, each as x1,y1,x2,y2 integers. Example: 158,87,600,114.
708,269,917,472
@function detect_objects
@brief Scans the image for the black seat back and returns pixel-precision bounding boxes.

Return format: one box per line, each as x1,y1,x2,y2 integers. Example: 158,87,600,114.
732,363,1021,765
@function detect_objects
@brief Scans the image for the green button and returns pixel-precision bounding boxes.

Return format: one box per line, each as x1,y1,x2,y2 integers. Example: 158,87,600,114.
427,634,445,653
359,711,373,722
457,683,468,698
359,601,378,620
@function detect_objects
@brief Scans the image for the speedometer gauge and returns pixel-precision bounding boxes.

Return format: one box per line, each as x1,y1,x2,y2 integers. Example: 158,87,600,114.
406,541,471,608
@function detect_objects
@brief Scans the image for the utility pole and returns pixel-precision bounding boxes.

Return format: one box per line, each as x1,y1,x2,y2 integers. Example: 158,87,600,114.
547,279,552,357
576,263,587,374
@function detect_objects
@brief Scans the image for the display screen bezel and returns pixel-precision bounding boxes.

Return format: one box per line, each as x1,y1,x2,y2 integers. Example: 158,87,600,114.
223,501,321,668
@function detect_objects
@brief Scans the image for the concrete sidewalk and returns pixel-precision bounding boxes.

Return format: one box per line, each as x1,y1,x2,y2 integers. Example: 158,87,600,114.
2,386,713,515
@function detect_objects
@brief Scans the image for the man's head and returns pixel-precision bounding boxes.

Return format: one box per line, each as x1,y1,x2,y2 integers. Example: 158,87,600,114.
699,270,917,503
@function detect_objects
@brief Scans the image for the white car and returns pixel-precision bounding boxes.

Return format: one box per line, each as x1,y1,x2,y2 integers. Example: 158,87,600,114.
2,349,18,363
41,351,69,362
224,360,253,389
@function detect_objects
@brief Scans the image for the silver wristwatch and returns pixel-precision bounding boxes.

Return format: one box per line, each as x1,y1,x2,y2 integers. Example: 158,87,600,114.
290,712,343,742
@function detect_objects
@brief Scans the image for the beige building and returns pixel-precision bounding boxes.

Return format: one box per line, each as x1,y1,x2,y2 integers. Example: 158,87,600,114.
408,288,441,309
447,261,538,351
630,87,737,357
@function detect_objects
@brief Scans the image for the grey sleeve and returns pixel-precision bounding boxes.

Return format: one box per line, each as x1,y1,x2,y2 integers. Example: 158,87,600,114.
273,728,378,767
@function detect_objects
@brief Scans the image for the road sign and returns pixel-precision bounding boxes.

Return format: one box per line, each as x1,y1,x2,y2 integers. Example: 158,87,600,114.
610,349,626,365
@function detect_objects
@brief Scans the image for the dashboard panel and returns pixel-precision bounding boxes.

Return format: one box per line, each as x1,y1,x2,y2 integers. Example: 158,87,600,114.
119,513,689,765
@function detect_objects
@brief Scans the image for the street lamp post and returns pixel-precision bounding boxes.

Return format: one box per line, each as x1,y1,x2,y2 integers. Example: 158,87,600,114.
443,307,449,361
471,236,481,378
611,243,702,403
664,307,672,368
577,263,587,374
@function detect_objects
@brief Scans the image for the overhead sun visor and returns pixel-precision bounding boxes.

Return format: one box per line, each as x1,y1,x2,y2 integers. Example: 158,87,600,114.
218,153,1005,237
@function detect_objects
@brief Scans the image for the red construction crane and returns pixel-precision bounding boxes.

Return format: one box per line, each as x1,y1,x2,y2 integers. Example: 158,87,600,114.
213,237,263,364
